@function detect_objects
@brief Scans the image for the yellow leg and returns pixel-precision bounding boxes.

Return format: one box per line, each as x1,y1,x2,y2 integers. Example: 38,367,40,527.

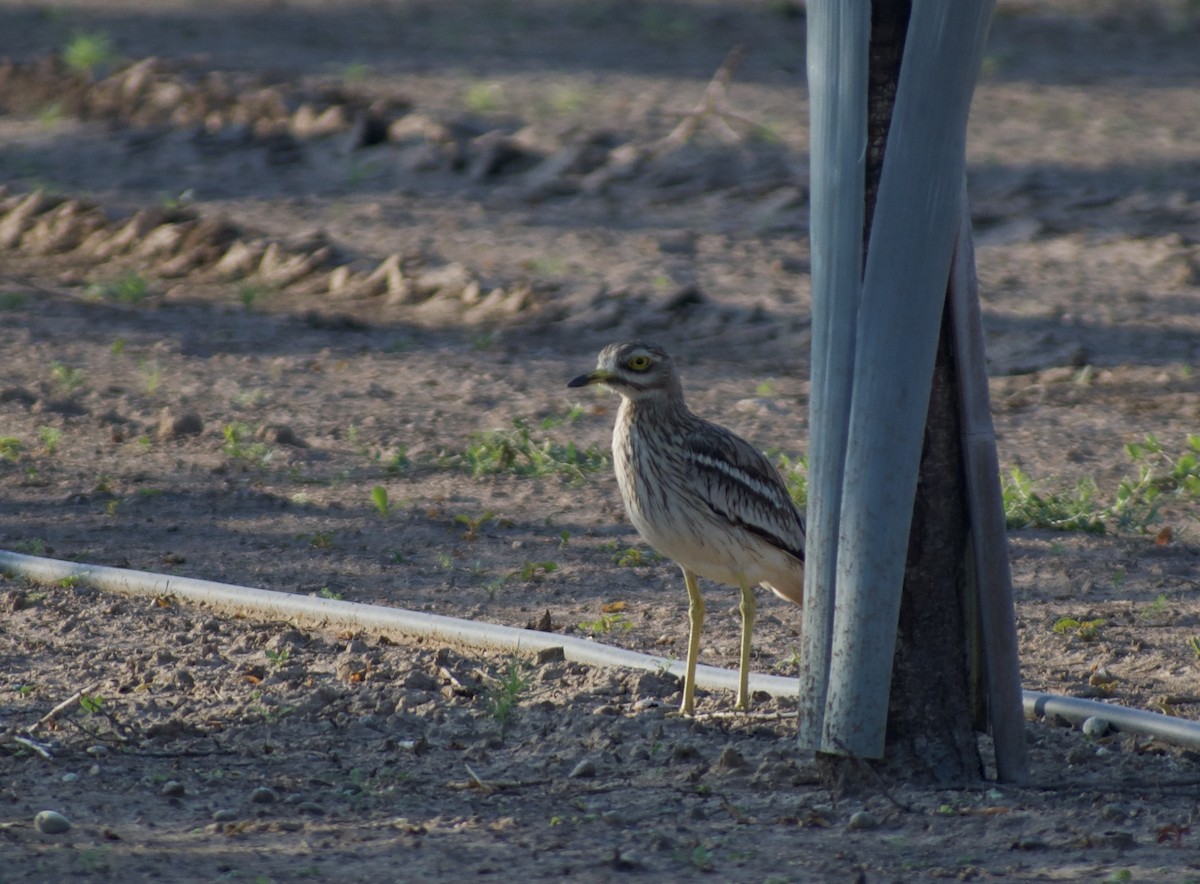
680,567,704,715
736,581,756,710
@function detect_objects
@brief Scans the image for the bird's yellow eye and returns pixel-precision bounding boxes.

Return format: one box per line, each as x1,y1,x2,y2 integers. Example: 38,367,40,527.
627,354,651,371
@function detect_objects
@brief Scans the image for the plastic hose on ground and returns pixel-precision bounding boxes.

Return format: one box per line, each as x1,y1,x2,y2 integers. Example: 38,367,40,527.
5,549,1200,750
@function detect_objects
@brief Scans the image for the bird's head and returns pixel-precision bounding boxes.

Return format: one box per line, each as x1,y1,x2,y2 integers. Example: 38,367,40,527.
567,340,681,402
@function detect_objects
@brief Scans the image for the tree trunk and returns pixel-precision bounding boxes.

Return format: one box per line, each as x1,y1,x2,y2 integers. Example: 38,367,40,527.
867,0,982,783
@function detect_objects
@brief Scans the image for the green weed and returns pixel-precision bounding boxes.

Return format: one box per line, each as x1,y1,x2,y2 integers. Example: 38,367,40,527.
578,612,632,635
1052,617,1105,642
1004,435,1200,535
506,560,557,582
63,31,117,74
452,419,607,481
454,511,495,541
0,437,22,462
484,658,531,728
50,360,85,393
37,426,61,455
265,647,290,668
371,485,390,519
87,271,150,304
464,81,503,113
222,422,273,466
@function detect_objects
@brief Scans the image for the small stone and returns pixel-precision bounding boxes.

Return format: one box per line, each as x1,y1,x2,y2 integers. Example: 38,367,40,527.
568,758,597,779
61,772,79,784
249,786,279,804
157,409,204,440
601,810,623,826
1100,802,1128,821
161,780,185,797
256,423,307,448
34,810,71,834
403,669,439,692
1082,716,1111,739
298,802,326,816
86,745,108,758
211,808,238,822
848,810,877,830
715,746,746,771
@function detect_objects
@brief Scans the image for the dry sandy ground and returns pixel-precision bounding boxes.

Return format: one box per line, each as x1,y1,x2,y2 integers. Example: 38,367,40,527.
3,1,1200,880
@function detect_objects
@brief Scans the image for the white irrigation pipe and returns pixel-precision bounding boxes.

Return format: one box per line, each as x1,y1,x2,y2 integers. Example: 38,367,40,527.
0,551,796,700
6,549,1200,751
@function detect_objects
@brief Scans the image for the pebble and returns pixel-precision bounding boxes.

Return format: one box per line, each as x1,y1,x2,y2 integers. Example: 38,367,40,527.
86,745,108,758
848,810,877,830
1100,802,1128,821
1082,716,1111,739
250,786,279,804
34,810,72,834
568,758,597,779
61,772,79,784
161,780,185,797
212,809,238,822
715,746,746,771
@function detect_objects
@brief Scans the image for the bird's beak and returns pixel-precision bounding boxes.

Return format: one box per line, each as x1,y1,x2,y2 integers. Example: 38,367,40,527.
567,369,610,388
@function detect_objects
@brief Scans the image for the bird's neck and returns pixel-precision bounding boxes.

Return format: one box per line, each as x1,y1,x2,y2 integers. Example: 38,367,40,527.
617,390,691,427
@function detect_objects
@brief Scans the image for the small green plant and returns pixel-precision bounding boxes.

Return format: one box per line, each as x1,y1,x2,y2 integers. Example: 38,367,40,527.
755,379,775,397
771,452,808,507
265,647,291,668
382,448,411,475
0,437,22,462
306,531,334,550
613,546,658,567
340,62,373,82
79,693,106,714
0,291,27,310
110,337,126,356
222,422,273,466
371,485,390,519
13,683,35,697
454,511,495,541
1189,636,1200,660
63,31,117,74
1003,468,1106,533
452,419,608,481
50,360,85,393
317,587,344,600
1052,616,1106,642
577,612,632,635
57,575,80,589
139,359,162,395
483,658,531,728
1142,593,1172,622
465,81,503,113
238,282,269,309
507,560,558,582
558,530,571,548
87,271,150,305
37,426,61,455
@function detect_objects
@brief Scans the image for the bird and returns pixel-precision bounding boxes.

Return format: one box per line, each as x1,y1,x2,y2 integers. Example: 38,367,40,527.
568,340,805,714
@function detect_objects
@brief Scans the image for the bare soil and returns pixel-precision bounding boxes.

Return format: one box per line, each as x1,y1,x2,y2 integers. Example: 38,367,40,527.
3,1,1200,880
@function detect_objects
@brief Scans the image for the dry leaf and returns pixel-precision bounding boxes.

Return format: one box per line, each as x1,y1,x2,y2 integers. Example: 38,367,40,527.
600,601,626,614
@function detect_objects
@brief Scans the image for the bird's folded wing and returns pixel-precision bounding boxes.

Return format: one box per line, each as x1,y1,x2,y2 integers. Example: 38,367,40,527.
683,424,807,562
